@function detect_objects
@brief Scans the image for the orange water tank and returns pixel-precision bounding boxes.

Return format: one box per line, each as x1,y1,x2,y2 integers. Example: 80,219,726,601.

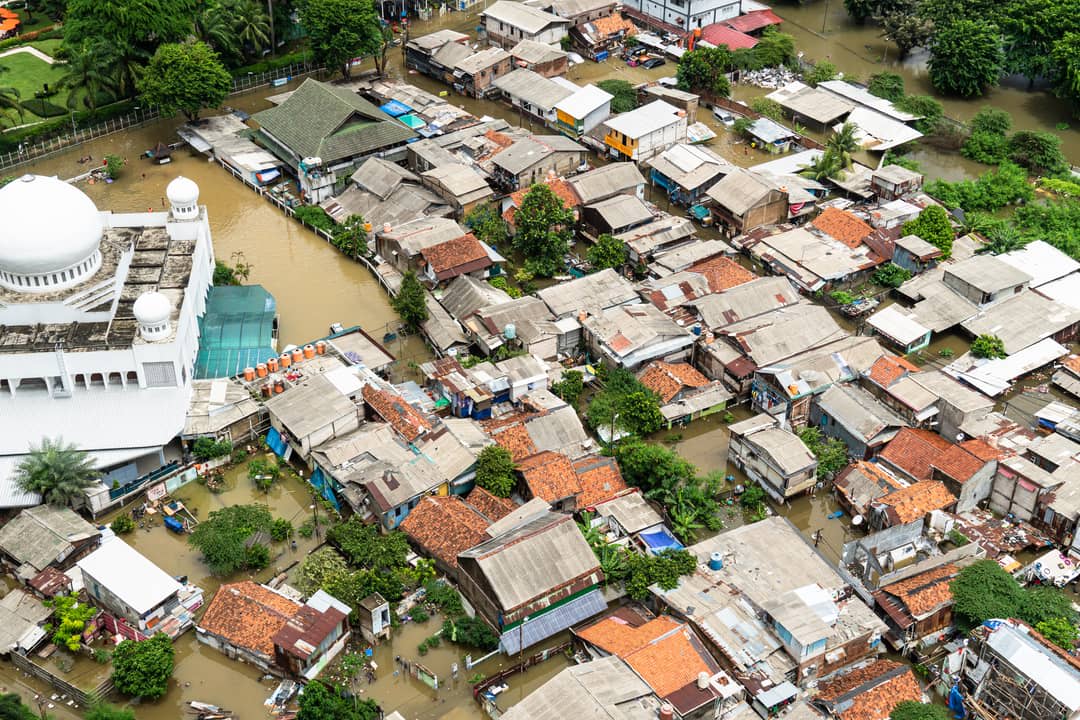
267,357,279,373
243,367,255,381
280,352,292,368
256,363,268,378
275,380,285,394
316,341,327,355
303,344,316,359
292,348,303,364
261,384,272,397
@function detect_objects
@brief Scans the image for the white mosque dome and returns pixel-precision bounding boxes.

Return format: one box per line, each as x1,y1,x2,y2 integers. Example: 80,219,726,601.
133,291,172,325
0,174,104,279
166,176,199,206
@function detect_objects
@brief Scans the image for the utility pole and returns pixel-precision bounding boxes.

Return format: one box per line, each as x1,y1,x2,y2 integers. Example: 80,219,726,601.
267,0,276,53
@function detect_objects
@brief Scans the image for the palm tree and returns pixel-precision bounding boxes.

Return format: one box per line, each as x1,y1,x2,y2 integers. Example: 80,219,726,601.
800,150,843,182
826,122,860,169
232,0,272,57
198,1,238,61
981,225,1026,255
669,504,704,544
200,0,271,62
15,437,101,507
56,41,118,110
0,86,23,128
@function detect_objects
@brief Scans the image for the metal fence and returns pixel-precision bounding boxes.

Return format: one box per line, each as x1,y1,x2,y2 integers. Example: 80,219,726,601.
0,106,161,172
10,651,113,708
230,61,323,93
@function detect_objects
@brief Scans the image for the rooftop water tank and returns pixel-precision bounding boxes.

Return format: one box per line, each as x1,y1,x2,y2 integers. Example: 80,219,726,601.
504,323,516,340
708,551,723,571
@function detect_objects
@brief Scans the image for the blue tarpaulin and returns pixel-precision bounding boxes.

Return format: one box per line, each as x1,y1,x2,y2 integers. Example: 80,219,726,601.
310,467,341,511
640,527,684,555
379,99,412,117
266,427,288,457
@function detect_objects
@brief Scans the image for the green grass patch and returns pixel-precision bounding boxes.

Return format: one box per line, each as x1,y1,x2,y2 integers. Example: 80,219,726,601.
27,38,62,57
0,51,69,119
13,9,52,34
21,97,65,117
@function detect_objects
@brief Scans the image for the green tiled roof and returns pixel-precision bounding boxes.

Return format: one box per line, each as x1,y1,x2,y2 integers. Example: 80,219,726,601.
252,78,416,164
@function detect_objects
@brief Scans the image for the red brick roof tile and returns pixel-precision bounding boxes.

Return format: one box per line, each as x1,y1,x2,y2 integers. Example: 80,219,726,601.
400,495,490,568
960,438,1004,462
466,486,518,521
577,614,681,657
490,422,538,461
591,12,637,38
879,428,953,480
931,444,987,483
816,660,922,720
689,255,757,292
1063,355,1080,376
813,207,874,249
421,233,491,277
881,563,957,617
637,361,711,403
867,354,920,388
518,450,580,503
573,455,627,507
725,8,783,32
199,581,301,658
362,384,433,442
876,480,956,524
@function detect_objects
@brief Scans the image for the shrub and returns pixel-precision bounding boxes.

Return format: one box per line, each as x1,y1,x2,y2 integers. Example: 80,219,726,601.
410,606,430,623
270,518,294,542
111,634,174,700
749,97,783,121
872,263,912,288
442,616,499,649
244,543,271,570
475,445,515,497
970,334,1006,359
192,437,233,460
293,205,335,233
104,155,123,180
110,514,135,534
867,72,904,101
597,79,637,113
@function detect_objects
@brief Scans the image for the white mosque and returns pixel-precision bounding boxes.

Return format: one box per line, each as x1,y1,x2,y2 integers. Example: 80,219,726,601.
0,174,214,514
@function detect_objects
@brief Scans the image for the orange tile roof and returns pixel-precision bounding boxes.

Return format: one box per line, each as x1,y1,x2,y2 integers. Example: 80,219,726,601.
876,480,956,524
400,495,490,568
817,660,922,720
960,438,1004,462
577,615,682,657
466,486,518,521
867,354,919,388
931,444,987,483
591,12,637,37
491,422,538,461
362,384,433,442
637,361,710,403
1063,355,1080,376
879,428,953,480
518,450,580,502
199,581,301,658
812,207,874,249
689,255,757,292
421,233,490,275
573,455,627,507
624,627,714,699
881,563,957,617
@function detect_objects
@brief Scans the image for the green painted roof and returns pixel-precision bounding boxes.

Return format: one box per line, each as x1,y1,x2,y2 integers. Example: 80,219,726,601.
252,78,416,163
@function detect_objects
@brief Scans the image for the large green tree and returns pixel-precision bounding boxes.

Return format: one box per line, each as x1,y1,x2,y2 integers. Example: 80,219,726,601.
890,702,949,720
752,28,795,67
57,41,119,110
1008,131,1068,175
513,183,575,277
300,0,384,80
297,681,378,720
111,634,175,700
881,9,933,60
868,72,905,102
929,20,1005,97
331,214,369,258
200,0,272,65
901,205,954,259
475,444,516,498
1051,32,1080,117
0,694,37,720
137,41,231,121
587,233,626,271
15,437,100,507
798,427,850,480
188,503,273,575
676,47,732,97
391,270,428,331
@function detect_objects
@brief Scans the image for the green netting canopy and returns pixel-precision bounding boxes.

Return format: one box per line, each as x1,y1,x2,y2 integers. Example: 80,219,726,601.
194,285,278,379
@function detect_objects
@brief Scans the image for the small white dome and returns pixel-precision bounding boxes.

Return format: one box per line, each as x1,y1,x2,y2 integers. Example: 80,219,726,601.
0,174,103,276
166,176,199,206
133,291,171,325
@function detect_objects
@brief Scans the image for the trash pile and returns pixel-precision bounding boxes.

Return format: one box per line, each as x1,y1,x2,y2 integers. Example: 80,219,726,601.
741,67,798,89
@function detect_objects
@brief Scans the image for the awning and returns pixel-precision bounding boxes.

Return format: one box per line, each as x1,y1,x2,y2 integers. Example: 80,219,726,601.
499,589,607,655
399,114,427,130
255,168,281,183
380,100,413,117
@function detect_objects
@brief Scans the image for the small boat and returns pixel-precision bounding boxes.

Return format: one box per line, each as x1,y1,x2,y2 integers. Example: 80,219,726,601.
686,122,717,144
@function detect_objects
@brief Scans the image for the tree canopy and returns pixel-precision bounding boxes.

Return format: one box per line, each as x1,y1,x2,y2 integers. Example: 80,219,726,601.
391,270,428,332
970,334,1007,359
188,503,273,575
901,205,954,259
676,47,732,97
297,681,379,720
475,444,516,498
513,183,575,277
596,79,637,113
15,437,100,507
300,0,384,79
929,20,1005,97
327,517,409,571
0,694,38,720
112,634,175,700
587,233,626,271
137,41,231,121
798,426,849,480
586,368,664,438
868,72,905,102
890,702,949,720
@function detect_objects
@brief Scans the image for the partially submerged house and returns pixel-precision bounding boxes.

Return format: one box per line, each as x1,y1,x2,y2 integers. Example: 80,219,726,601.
0,506,100,582
866,306,932,355
834,460,907,518
812,659,922,720
648,143,732,206
420,163,496,217
727,414,818,501
567,163,646,205
872,563,959,653
516,450,626,512
868,480,956,530
252,79,417,203
500,655,660,720
509,39,569,77
489,134,587,192
638,360,731,427
399,495,492,579
602,100,688,163
553,84,614,137
707,169,802,236
482,1,570,48
582,303,694,370
456,511,605,654
493,68,576,124
810,383,908,459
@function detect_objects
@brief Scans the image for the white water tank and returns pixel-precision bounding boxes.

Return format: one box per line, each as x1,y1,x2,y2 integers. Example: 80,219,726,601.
504,323,516,339
697,671,709,689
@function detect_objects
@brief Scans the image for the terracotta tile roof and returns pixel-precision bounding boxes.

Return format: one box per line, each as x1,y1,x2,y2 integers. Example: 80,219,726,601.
272,603,347,661
577,614,681,657
466,486,518,521
835,460,907,513
573,455,627,507
199,581,300,658
876,480,956,524
591,12,637,38
400,495,490,568
362,384,433,442
624,627,714,699
816,660,922,720
960,438,1004,462
491,422,538,460
518,450,580,502
866,354,919,388
421,233,491,276
1063,354,1080,376
931,444,987,483
689,255,756,292
812,207,874,249
637,361,710,403
879,428,953,480
881,563,957,617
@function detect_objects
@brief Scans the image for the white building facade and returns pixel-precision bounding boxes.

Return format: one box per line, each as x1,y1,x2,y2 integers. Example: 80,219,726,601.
0,175,215,511
622,0,740,29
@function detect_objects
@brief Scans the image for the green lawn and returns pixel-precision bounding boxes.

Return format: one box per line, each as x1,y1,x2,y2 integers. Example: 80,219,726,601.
13,8,53,34
27,38,62,57
0,50,69,119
